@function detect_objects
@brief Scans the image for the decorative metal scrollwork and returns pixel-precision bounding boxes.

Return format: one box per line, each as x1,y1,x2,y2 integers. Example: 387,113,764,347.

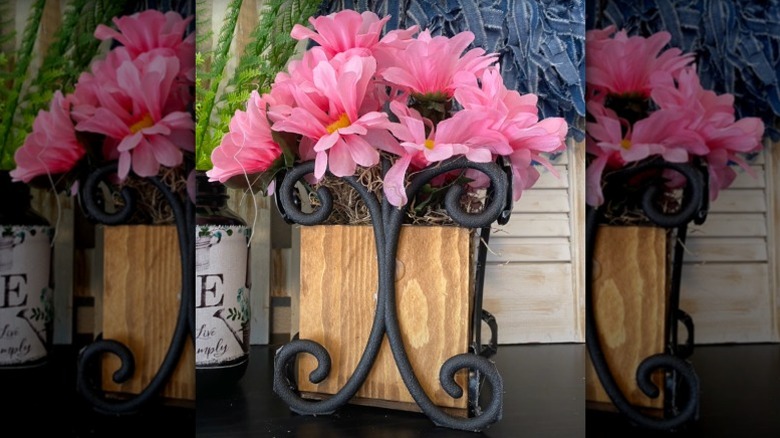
76,162,194,414
586,157,708,430
273,156,510,432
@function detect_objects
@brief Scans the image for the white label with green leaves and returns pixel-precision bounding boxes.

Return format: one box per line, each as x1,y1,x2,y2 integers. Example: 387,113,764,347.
195,225,251,367
0,226,53,366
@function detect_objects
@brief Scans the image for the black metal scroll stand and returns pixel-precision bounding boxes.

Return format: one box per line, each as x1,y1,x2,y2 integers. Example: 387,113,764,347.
75,162,195,414
272,156,512,432
586,158,709,431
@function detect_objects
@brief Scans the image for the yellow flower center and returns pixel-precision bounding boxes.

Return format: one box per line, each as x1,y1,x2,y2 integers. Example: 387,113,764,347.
424,139,435,150
130,114,155,134
620,138,632,150
326,113,351,134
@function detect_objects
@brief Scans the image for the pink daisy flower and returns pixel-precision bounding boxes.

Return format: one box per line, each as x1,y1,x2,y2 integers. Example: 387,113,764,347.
380,30,498,99
586,26,693,99
270,55,397,180
291,9,418,60
11,91,85,183
651,67,764,200
95,10,195,82
74,53,194,179
455,67,567,200
382,101,508,206
587,104,702,165
207,91,283,186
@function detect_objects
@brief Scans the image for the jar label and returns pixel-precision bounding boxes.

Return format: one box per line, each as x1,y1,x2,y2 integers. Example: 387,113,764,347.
0,226,53,366
195,225,251,366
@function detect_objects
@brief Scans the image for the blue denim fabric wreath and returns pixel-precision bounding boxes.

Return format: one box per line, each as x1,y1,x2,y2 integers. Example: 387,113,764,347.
587,0,780,140
320,0,586,140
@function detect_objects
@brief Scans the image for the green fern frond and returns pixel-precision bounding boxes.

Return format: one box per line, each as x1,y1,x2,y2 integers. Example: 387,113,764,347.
0,0,128,170
195,0,214,88
0,0,45,170
196,0,214,49
0,4,14,120
194,0,319,171
195,0,243,170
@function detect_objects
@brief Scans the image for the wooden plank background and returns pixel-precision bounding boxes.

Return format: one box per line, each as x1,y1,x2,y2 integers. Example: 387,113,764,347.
680,145,778,343
482,139,585,343
773,141,780,342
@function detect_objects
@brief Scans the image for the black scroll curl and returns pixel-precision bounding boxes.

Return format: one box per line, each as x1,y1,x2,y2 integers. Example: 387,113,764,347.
600,158,709,228
587,158,708,431
272,156,509,431
78,162,136,225
76,161,195,414
272,160,392,416
405,157,510,229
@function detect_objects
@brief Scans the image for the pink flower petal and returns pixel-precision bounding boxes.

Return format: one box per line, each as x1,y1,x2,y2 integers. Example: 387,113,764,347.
76,108,131,139
327,140,357,177
314,132,341,152
117,151,132,180
149,135,183,167
344,135,379,167
129,140,160,177
383,154,413,207
314,151,329,180
116,132,144,152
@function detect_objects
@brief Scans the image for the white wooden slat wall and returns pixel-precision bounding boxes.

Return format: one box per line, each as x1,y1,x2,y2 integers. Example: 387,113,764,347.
484,140,585,344
481,139,778,345
773,143,780,343
227,189,271,345
681,145,779,343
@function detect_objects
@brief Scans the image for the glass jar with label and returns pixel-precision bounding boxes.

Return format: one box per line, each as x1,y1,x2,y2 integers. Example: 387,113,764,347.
195,171,251,392
0,171,54,392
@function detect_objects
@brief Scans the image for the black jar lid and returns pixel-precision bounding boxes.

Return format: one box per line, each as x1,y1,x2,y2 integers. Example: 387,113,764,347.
0,170,32,209
195,170,228,205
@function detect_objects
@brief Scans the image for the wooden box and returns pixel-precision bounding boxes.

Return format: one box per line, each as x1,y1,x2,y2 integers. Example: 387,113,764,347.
585,225,668,411
101,225,195,401
298,225,473,414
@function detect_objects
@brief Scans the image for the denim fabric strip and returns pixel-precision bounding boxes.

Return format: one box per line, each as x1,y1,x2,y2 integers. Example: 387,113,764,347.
589,0,780,139
321,0,587,139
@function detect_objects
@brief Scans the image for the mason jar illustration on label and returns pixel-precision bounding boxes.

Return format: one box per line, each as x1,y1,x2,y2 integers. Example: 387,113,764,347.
0,226,54,367
195,225,251,368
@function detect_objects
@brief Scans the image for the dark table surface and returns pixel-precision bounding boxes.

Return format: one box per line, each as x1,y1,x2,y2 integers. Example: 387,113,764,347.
5,343,776,437
197,343,780,438
196,343,586,438
587,343,780,437
0,345,195,437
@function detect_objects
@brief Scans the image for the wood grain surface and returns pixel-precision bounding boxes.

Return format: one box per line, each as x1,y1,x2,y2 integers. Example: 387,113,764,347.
483,263,578,342
101,225,194,400
585,226,667,410
297,225,472,411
